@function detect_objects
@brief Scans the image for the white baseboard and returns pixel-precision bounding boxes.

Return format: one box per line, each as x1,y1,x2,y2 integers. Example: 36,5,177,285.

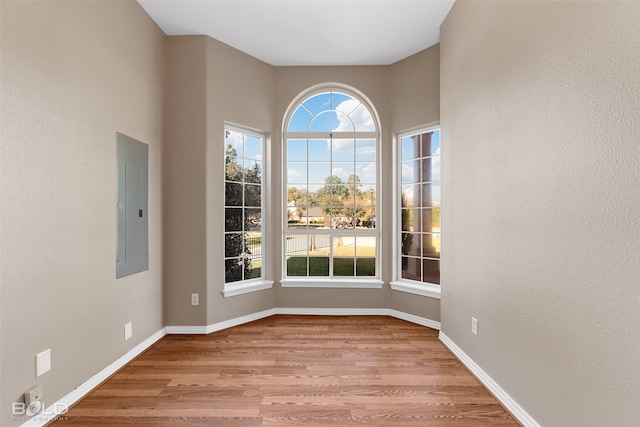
439,332,540,427
206,309,277,333
164,308,441,335
21,328,166,427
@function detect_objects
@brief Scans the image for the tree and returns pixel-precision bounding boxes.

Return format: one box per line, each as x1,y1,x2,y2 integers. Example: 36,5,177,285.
224,143,262,282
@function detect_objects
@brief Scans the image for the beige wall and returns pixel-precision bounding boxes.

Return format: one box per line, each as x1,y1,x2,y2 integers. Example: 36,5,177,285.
204,37,277,324
0,1,165,426
0,3,443,422
164,36,208,326
389,45,441,319
440,1,640,425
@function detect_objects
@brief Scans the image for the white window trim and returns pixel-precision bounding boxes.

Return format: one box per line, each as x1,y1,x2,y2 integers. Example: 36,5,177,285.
223,278,274,298
390,280,440,299
281,84,382,286
392,124,441,299
281,278,383,289
223,123,271,297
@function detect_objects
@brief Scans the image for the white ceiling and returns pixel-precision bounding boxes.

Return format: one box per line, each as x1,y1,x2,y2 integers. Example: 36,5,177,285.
137,0,455,66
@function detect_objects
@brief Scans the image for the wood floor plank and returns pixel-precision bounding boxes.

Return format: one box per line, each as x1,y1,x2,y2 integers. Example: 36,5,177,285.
48,315,519,426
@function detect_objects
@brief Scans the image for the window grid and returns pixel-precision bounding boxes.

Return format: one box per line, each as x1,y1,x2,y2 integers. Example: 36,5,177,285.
224,127,265,284
399,129,441,285
284,89,379,280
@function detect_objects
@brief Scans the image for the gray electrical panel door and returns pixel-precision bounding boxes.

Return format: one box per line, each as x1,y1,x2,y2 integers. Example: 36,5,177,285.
116,132,149,278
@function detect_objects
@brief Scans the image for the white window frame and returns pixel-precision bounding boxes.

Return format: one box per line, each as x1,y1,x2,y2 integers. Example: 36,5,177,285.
281,85,382,289
222,123,273,297
390,124,441,299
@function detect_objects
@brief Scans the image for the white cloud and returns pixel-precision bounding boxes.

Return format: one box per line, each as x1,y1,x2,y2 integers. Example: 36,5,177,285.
333,99,375,132
225,130,243,155
332,167,348,180
287,169,301,180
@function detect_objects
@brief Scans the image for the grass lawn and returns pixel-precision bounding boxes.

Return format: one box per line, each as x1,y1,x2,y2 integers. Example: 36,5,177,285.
286,253,375,277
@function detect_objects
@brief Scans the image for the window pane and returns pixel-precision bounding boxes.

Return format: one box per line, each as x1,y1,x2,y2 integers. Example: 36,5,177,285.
401,209,420,232
309,110,343,132
225,157,243,181
421,130,440,156
288,107,313,132
332,138,354,161
420,157,439,183
225,130,243,155
401,232,421,257
357,208,376,228
225,233,243,257
244,184,261,207
355,236,376,277
333,235,355,277
332,162,355,182
244,160,262,184
401,185,419,208
309,139,330,161
401,160,420,184
308,162,331,184
421,184,439,208
287,139,307,161
422,259,440,284
423,234,441,258
287,163,307,184
225,258,243,283
309,234,330,276
356,162,376,184
245,135,262,160
331,92,352,110
245,208,261,232
401,257,421,282
225,208,242,232
356,139,376,161
350,103,375,131
422,208,441,233
304,92,330,115
225,182,243,206
401,136,418,160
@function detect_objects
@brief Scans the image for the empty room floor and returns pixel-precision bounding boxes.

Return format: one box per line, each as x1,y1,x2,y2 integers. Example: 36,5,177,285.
48,315,518,426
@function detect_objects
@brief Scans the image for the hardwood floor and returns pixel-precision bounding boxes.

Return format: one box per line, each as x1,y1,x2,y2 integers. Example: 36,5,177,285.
49,315,519,426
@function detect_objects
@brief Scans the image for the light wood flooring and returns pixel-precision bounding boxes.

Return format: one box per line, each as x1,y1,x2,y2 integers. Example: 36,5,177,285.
48,315,519,426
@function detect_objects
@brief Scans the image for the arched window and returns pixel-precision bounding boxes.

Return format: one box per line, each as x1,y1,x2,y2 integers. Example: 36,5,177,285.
282,86,381,286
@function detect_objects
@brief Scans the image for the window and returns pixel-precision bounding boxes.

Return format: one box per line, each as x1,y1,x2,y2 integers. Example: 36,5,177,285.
391,127,441,298
282,87,381,287
223,125,273,297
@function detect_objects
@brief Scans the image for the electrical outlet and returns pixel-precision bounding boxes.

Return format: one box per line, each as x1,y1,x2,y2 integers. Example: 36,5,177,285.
36,349,51,377
472,317,478,336
124,322,133,341
24,385,43,405
191,293,199,305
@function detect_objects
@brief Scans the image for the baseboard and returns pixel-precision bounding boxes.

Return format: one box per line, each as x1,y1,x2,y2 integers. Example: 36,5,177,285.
21,328,166,427
165,308,440,335
388,309,441,330
439,332,540,427
206,309,277,333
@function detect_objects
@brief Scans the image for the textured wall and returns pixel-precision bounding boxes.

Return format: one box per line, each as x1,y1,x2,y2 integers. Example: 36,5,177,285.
0,1,165,426
163,36,209,326
440,1,640,425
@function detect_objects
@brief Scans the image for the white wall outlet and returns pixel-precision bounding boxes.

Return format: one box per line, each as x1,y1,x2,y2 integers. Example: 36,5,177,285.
36,349,51,377
124,322,133,341
24,385,43,405
191,293,199,305
472,317,478,336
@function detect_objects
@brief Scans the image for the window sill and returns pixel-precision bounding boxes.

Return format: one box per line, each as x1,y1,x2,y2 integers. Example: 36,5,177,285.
280,278,384,289
222,279,274,298
390,280,441,299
